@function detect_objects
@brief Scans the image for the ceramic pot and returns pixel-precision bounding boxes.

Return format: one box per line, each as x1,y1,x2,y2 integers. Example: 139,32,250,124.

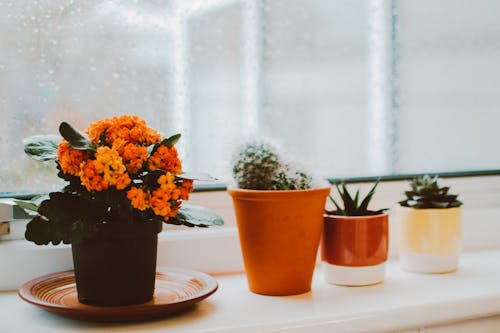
72,221,163,306
228,187,330,296
397,206,461,273
321,213,389,286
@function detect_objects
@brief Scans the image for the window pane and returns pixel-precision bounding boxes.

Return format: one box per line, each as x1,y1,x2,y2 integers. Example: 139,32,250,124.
2,0,500,194
0,1,178,193
396,0,500,173
262,0,372,178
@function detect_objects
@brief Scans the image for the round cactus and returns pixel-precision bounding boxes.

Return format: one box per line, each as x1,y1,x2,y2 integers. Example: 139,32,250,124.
232,141,312,191
232,142,281,190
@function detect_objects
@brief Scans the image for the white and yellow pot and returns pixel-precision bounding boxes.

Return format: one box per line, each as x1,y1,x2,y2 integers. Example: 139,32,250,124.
397,206,461,273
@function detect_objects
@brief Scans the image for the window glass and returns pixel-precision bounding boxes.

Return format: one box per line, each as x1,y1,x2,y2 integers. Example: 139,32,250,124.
396,0,500,173
1,0,500,194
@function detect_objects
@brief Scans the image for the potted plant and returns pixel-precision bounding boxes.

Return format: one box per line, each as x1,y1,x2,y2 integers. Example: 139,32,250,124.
321,180,389,286
397,175,462,273
227,141,330,296
21,115,222,306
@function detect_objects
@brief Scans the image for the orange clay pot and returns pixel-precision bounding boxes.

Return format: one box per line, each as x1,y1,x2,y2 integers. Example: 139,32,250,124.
228,187,330,296
321,213,389,286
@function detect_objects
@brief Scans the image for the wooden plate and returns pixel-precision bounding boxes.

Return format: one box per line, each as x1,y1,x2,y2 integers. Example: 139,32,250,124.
18,267,218,322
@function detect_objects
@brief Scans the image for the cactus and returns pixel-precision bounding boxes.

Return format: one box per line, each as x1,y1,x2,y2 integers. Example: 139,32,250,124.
273,170,312,191
399,175,462,209
326,179,387,216
232,141,312,190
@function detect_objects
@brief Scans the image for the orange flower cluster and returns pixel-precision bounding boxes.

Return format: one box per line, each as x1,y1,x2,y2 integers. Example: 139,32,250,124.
79,147,131,191
86,115,161,146
147,145,182,174
126,174,193,221
57,140,88,176
56,115,193,222
112,138,149,174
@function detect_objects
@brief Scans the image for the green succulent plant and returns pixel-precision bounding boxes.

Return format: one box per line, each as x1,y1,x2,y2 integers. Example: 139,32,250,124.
399,175,462,209
232,141,312,190
326,179,387,216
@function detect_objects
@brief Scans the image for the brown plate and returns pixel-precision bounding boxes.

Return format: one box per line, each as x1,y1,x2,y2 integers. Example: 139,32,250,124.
18,267,218,322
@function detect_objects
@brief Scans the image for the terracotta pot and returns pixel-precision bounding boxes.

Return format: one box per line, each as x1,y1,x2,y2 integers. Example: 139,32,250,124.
397,206,461,273
72,221,163,306
321,213,389,286
228,187,330,296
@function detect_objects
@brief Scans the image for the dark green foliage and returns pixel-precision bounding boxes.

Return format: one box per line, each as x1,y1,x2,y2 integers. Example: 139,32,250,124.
150,133,182,154
22,135,60,161
24,186,225,245
326,180,387,216
169,203,224,227
25,192,103,245
232,141,312,190
399,175,462,209
59,121,97,152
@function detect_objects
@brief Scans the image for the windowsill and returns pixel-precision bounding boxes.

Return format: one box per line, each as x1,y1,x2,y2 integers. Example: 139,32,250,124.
2,176,500,331
1,249,500,332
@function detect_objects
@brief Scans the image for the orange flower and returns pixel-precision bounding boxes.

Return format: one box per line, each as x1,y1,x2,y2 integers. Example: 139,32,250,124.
86,115,161,146
150,188,172,218
180,179,194,200
113,141,148,174
57,140,88,176
148,145,182,174
79,160,108,191
79,147,131,191
127,187,150,211
147,173,188,221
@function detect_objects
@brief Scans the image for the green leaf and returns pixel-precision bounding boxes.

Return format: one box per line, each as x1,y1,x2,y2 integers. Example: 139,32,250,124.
341,183,355,213
23,134,60,161
142,169,165,188
326,195,344,215
25,216,52,245
353,190,359,209
59,121,96,152
151,133,181,154
177,172,218,181
358,179,380,213
167,203,224,227
163,133,181,147
14,199,42,215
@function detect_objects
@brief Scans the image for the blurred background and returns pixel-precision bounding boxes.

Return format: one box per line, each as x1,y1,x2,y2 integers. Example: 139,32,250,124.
1,0,500,194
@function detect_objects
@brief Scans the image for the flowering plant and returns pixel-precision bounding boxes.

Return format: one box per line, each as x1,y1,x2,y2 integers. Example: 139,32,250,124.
21,115,223,245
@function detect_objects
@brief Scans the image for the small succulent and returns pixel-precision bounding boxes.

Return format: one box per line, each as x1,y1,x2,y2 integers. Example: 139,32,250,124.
326,179,387,216
232,141,312,190
399,175,462,209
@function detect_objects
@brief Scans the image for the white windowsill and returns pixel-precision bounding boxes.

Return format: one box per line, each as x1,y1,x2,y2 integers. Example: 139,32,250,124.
1,249,500,333
1,176,500,331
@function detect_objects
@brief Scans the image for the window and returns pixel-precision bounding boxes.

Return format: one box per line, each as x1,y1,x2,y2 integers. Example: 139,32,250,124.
1,0,500,195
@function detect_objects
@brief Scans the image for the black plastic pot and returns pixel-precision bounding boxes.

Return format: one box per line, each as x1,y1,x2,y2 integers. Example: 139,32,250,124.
71,221,163,306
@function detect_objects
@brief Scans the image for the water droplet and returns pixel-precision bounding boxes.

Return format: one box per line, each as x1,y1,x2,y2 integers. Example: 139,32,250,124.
48,69,54,75
89,66,97,72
